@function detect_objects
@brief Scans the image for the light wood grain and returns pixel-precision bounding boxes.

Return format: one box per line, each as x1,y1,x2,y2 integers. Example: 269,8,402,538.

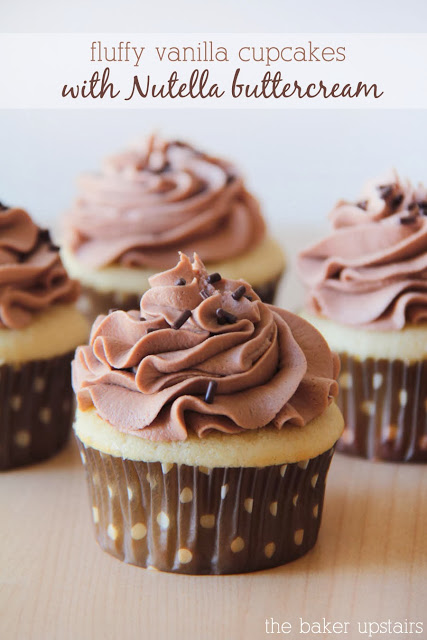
1,437,426,640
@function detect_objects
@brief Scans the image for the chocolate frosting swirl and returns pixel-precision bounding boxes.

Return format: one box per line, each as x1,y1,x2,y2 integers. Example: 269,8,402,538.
73,253,339,442
64,136,266,269
0,206,80,330
298,171,427,330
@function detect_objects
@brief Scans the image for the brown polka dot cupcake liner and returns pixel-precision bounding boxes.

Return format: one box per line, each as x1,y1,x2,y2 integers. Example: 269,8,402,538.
77,275,283,324
76,440,336,575
0,352,75,471
252,274,283,305
337,353,427,462
77,286,141,324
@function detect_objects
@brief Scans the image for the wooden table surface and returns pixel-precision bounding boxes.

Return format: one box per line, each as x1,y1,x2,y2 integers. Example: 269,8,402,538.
1,437,426,640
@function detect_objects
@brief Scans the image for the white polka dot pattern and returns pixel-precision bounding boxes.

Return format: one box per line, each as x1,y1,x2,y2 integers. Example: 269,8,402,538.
398,389,408,407
39,408,52,424
200,515,215,529
107,524,118,540
336,354,427,462
157,512,170,530
10,395,22,411
180,488,193,503
77,442,334,574
14,430,31,448
0,352,76,471
34,377,45,392
338,372,353,389
244,498,253,514
269,502,278,516
294,529,304,546
361,400,375,416
231,537,245,553
146,473,157,489
131,523,147,540
264,542,276,558
178,549,193,564
372,373,383,390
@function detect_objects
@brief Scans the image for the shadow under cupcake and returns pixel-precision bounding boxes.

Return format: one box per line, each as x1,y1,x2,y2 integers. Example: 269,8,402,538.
72,252,342,574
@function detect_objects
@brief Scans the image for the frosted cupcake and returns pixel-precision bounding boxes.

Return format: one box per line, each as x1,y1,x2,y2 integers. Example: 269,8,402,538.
0,204,88,470
298,171,427,462
62,135,285,321
73,252,342,575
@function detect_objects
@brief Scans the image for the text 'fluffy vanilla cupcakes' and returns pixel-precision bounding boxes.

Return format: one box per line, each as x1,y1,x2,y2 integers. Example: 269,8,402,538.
73,253,342,575
62,136,285,322
298,171,427,462
0,204,89,470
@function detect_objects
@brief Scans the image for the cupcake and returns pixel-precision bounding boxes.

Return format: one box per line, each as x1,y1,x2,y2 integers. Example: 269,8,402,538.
298,170,427,462
72,252,342,575
62,135,285,322
0,204,89,470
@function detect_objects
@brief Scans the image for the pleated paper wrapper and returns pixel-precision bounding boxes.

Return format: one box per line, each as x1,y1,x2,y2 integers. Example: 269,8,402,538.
337,353,427,462
77,438,336,575
0,352,75,470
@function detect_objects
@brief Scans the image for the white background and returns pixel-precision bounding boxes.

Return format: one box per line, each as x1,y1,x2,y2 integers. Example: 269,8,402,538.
0,0,426,232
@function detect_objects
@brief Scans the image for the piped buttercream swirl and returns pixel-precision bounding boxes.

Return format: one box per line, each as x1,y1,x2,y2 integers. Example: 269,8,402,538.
0,205,79,329
298,170,427,330
64,136,266,269
72,253,339,442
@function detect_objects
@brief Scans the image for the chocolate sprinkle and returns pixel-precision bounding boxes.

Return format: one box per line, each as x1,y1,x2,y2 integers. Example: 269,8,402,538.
207,272,221,285
244,295,253,302
175,278,186,286
149,161,170,174
170,140,188,149
357,200,368,211
399,214,418,225
38,228,60,251
216,308,237,325
200,289,210,300
38,228,52,243
232,285,246,301
418,201,427,215
391,194,404,210
139,315,146,321
408,202,418,211
172,309,192,330
216,310,227,325
204,380,218,404
378,184,393,199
